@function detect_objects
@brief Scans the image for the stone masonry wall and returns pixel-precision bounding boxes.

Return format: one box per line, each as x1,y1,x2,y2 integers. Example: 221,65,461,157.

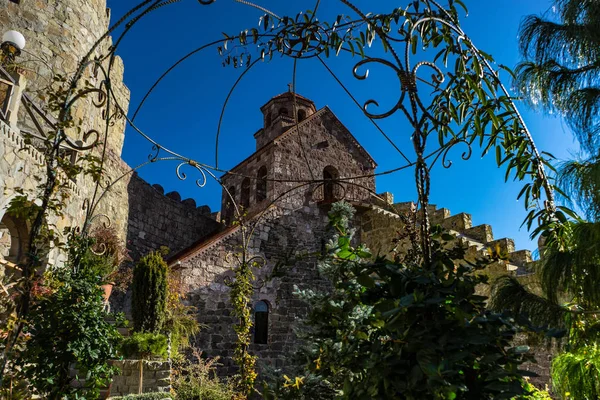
1,0,130,154
126,173,222,261
273,109,375,210
174,205,332,375
109,360,171,396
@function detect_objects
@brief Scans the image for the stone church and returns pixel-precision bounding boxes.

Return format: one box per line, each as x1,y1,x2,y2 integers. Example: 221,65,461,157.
0,0,547,386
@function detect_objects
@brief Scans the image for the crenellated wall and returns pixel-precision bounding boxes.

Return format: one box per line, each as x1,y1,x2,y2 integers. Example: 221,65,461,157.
125,174,222,261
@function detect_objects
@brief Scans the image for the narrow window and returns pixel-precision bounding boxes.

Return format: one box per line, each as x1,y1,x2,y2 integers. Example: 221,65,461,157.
224,186,236,224
265,112,272,127
298,109,306,122
254,301,269,344
323,166,339,203
241,178,251,209
279,107,288,116
256,166,267,202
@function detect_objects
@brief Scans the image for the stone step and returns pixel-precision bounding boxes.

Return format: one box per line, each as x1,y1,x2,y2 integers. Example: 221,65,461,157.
430,208,450,225
463,224,493,243
441,212,472,232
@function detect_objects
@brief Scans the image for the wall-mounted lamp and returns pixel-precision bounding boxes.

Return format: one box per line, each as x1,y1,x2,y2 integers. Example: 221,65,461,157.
2,30,26,61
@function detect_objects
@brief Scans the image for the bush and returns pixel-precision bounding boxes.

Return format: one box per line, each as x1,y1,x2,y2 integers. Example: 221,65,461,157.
276,202,532,399
20,235,123,399
132,250,168,333
172,348,240,400
120,332,168,360
109,393,172,400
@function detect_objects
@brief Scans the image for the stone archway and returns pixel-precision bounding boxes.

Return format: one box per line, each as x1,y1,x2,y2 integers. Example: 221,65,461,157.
0,212,29,264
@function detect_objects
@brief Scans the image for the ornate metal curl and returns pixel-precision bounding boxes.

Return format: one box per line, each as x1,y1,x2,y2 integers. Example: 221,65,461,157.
311,180,348,203
176,160,208,188
429,138,473,169
87,213,112,229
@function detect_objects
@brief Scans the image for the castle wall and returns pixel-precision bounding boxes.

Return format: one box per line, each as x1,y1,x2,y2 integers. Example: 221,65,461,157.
126,174,222,260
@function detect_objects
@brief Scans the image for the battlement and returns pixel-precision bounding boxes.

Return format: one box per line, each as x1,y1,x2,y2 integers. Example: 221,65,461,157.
361,201,533,274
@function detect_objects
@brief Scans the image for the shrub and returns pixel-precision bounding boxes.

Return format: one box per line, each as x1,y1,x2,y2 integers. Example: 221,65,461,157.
20,235,123,399
120,332,168,360
172,348,240,400
132,250,168,333
551,344,600,400
109,393,173,400
278,202,532,399
164,269,200,360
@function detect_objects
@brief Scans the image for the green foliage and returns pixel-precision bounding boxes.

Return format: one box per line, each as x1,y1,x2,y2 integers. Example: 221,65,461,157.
227,256,258,396
20,235,123,399
109,393,173,400
132,250,169,333
171,348,241,400
120,332,168,360
279,202,531,399
552,345,600,399
165,270,201,360
521,381,553,400
515,0,600,153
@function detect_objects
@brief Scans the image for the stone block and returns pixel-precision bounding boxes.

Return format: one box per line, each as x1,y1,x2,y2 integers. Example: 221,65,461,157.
509,249,532,267
463,224,494,243
441,212,472,232
487,238,515,257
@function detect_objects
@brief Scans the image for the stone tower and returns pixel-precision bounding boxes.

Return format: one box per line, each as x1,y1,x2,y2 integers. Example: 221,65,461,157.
220,91,377,223
1,0,130,153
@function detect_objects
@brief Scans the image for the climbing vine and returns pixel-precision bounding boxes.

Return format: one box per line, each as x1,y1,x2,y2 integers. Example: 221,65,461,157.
227,249,258,397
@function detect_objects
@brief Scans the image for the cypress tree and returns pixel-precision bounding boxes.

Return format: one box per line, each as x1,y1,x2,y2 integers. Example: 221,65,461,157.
131,250,168,333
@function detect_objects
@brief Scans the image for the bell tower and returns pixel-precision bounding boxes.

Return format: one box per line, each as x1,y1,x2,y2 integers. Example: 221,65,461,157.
254,89,317,150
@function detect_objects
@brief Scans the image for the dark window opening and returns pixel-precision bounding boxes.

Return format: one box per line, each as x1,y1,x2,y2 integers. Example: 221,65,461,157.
315,140,329,150
323,166,339,203
265,112,272,127
9,0,20,3
298,109,306,122
254,301,269,344
224,186,236,224
241,178,251,209
279,107,288,116
256,166,267,202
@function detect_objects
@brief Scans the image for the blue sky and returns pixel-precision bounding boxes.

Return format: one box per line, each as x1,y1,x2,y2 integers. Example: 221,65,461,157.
105,0,575,252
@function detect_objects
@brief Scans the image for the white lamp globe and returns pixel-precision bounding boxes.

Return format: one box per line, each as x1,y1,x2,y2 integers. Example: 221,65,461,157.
2,30,26,51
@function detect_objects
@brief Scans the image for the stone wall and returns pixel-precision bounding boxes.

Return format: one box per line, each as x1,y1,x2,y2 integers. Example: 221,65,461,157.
1,0,129,154
126,174,222,261
109,360,171,396
173,205,332,375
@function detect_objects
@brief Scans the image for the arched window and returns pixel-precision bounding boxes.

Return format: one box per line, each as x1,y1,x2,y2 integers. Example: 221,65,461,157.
241,178,251,209
265,112,272,127
0,213,29,264
297,109,306,122
323,166,339,203
256,166,267,202
279,107,288,117
254,300,269,344
224,186,236,224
